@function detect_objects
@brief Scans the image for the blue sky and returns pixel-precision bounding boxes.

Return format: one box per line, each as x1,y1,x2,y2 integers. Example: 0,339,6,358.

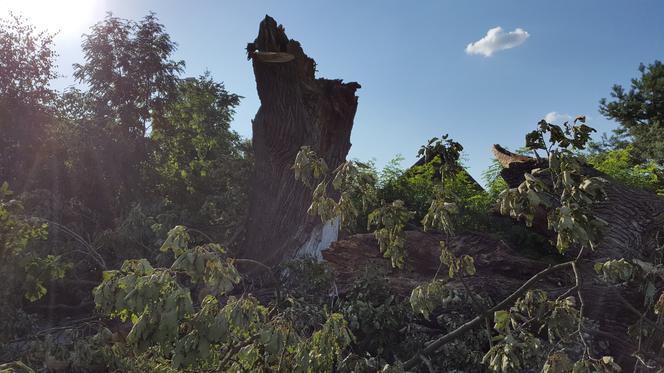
4,0,664,182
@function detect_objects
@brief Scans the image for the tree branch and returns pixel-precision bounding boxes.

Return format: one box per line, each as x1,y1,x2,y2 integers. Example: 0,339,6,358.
403,261,573,371
216,334,259,372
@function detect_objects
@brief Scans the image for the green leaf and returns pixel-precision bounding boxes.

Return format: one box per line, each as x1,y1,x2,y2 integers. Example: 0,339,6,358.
493,310,509,331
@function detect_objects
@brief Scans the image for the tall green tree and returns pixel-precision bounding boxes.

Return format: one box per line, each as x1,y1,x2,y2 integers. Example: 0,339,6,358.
151,74,251,243
48,87,121,228
0,14,57,106
74,12,184,137
0,14,58,190
600,60,664,163
71,12,185,215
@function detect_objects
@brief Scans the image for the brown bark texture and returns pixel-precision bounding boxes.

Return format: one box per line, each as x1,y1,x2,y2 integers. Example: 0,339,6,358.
241,16,360,266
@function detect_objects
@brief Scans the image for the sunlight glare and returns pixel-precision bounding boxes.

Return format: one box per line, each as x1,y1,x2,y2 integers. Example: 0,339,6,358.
0,0,99,37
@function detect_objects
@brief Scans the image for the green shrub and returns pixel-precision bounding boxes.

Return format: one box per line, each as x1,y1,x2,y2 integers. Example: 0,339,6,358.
587,145,664,195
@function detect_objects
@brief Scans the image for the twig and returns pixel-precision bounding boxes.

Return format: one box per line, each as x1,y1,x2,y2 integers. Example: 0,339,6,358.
5,316,101,344
233,258,282,306
0,361,35,373
402,261,574,371
555,247,586,301
419,354,435,373
216,334,259,372
556,282,579,301
616,293,664,335
572,260,593,360
234,258,273,273
633,354,656,370
26,216,107,270
24,301,94,312
432,261,443,281
187,227,215,243
61,279,100,286
398,323,444,335
234,258,277,282
277,326,292,372
458,275,493,348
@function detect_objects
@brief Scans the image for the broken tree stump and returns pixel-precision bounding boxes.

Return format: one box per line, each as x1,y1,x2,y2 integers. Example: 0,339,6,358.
241,15,361,266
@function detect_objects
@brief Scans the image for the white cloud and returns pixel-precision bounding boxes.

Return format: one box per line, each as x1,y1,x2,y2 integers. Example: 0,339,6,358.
465,27,530,57
544,112,571,124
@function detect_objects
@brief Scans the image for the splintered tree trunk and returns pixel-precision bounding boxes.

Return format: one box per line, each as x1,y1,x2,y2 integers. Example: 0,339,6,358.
241,16,361,266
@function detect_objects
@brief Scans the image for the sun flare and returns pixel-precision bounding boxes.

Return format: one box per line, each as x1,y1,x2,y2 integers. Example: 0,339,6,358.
0,0,98,36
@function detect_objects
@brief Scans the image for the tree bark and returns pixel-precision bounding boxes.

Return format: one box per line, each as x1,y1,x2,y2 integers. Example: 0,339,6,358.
241,16,360,266
324,145,664,368
492,143,664,367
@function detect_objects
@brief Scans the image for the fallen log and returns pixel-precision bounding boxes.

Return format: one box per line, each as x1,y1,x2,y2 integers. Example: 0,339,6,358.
323,146,664,369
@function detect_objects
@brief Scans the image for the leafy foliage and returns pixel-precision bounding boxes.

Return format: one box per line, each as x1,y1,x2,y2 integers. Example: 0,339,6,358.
0,12,255,370
91,226,362,371
296,134,473,268
151,74,251,243
482,288,617,373
294,146,377,230
0,183,47,258
524,117,595,158
410,279,462,320
293,146,329,188
499,117,608,253
0,13,57,105
600,60,664,164
594,259,635,283
587,145,664,195
367,200,414,268
339,269,409,358
417,134,464,176
421,196,458,236
592,254,664,369
0,183,69,343
73,12,184,138
0,14,58,190
438,241,476,278
376,155,436,221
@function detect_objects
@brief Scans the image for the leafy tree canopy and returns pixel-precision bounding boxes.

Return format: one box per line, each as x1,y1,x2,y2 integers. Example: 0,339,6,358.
74,12,184,138
600,60,664,164
0,13,57,106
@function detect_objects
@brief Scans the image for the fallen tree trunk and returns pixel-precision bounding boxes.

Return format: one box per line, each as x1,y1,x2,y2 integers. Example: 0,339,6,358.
322,230,562,299
323,146,664,369
492,144,664,368
492,144,664,261
241,16,360,266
